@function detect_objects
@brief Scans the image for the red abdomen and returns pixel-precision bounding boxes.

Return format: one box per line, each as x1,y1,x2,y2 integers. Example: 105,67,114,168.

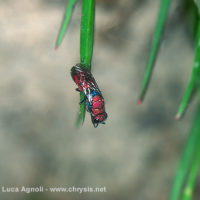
91,95,106,117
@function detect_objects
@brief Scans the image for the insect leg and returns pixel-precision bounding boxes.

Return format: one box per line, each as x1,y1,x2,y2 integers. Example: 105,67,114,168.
93,123,99,128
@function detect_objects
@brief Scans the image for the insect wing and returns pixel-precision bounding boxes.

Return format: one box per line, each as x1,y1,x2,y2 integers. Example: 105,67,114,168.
83,69,102,96
71,64,102,95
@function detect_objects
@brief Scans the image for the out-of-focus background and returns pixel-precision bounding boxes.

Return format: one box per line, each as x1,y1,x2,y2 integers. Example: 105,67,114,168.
0,0,199,199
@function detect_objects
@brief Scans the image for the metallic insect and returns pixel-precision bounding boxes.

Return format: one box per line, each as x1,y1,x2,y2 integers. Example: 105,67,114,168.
71,64,107,127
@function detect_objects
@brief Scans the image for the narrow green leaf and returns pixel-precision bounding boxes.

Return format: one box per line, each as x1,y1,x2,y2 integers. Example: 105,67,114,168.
170,18,200,200
170,105,200,200
138,0,171,103
80,0,95,70
194,0,200,14
55,0,79,48
184,0,199,38
182,145,200,200
197,71,200,98
76,93,86,128
76,0,95,127
197,44,200,98
182,106,200,200
175,19,200,120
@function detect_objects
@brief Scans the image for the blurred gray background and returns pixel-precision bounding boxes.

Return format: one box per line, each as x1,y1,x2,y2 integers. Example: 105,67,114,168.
0,0,198,199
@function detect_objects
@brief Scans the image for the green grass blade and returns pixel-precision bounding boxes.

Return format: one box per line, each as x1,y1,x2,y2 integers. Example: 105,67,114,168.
138,0,171,104
182,139,200,200
194,0,200,14
170,105,200,200
175,19,200,120
76,0,95,127
55,0,79,48
198,71,200,98
182,18,200,200
76,93,86,128
80,0,95,70
182,106,200,200
184,0,199,38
